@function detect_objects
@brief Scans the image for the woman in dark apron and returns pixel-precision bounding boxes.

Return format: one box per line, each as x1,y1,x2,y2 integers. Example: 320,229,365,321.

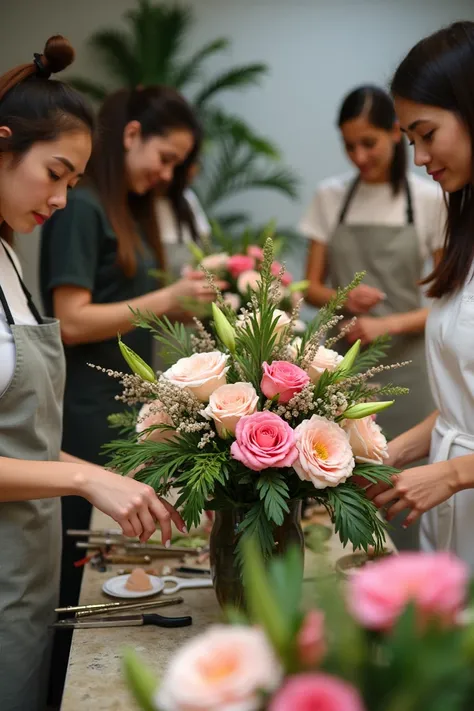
0,37,185,711
300,85,445,550
39,86,223,702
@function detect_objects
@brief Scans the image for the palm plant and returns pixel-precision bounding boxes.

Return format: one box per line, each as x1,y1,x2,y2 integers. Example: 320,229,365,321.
69,0,299,220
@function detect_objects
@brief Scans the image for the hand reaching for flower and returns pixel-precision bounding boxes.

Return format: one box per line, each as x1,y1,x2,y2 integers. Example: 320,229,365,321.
78,466,186,543
345,284,386,314
365,459,458,528
342,316,390,346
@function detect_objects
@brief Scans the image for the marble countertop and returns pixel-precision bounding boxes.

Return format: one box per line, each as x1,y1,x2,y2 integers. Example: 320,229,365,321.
60,508,395,710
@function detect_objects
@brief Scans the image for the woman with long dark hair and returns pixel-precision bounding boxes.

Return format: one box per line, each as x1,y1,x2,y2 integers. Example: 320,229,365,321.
366,21,474,571
0,37,185,711
39,85,223,698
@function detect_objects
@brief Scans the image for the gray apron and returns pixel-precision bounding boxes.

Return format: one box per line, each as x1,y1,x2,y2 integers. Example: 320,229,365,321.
0,243,64,711
328,177,434,440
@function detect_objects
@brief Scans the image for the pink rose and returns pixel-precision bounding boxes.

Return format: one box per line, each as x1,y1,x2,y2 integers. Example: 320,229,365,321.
231,412,298,471
261,360,310,404
308,346,344,383
343,417,389,465
201,253,229,271
293,415,355,489
201,382,259,437
163,351,229,402
136,401,175,443
247,245,264,261
237,270,262,294
281,271,293,287
297,610,326,668
156,625,281,711
227,254,255,278
269,673,365,711
348,552,468,631
271,261,283,278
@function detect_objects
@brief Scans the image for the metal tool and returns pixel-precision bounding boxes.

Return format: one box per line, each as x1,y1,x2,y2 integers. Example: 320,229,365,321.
67,529,123,538
75,540,202,555
52,612,192,629
56,596,183,615
77,598,184,618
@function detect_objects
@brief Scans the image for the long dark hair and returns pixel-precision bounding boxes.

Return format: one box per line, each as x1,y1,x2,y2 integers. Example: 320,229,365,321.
86,86,200,276
338,85,406,195
392,21,474,299
0,35,94,244
167,127,203,243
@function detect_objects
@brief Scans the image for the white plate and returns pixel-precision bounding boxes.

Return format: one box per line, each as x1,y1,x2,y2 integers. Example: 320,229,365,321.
102,574,164,599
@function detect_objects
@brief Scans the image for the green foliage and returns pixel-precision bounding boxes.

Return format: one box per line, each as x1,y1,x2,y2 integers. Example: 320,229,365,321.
327,481,388,553
130,309,194,365
257,472,290,526
174,450,230,529
353,334,391,371
122,648,156,711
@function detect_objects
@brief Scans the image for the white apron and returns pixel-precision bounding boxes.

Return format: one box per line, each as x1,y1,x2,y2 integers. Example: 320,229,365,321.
421,268,474,570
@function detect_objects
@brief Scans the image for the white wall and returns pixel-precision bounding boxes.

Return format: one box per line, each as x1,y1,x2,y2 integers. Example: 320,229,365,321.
2,0,474,303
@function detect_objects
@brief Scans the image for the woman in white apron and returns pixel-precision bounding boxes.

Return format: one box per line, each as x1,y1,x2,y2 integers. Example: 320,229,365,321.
366,21,474,573
300,86,445,550
0,37,185,711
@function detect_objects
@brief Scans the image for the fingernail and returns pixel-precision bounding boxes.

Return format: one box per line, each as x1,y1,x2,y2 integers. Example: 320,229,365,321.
165,540,171,549
181,525,188,534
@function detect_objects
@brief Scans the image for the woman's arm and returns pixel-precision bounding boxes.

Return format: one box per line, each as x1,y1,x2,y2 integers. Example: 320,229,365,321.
0,456,185,543
305,241,337,307
53,276,219,346
388,409,439,469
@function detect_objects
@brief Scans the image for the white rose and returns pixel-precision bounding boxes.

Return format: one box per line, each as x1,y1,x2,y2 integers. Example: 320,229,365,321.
136,401,175,442
163,351,229,402
237,308,291,343
343,416,389,465
201,253,229,271
308,346,343,383
156,625,281,711
201,382,259,437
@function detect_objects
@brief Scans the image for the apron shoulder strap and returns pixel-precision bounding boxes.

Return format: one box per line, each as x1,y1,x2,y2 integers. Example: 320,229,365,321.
0,241,44,325
338,176,415,225
338,177,360,224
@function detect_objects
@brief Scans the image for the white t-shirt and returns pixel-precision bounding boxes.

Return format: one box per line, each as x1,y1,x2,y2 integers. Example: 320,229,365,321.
0,240,38,395
157,189,211,245
299,172,446,261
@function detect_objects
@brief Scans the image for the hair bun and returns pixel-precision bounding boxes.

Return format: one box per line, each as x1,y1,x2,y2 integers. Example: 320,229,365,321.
43,35,75,74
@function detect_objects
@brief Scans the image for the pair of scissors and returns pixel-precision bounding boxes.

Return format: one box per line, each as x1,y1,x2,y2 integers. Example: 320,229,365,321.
161,576,213,595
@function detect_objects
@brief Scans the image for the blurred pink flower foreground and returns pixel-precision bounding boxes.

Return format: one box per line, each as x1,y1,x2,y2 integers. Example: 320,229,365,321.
269,673,365,711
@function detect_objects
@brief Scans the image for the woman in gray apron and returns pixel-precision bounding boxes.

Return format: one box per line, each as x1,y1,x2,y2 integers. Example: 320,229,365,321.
0,37,185,711
300,85,445,549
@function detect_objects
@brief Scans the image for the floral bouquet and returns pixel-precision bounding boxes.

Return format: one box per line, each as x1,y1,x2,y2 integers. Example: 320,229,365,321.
123,542,474,711
183,221,308,320
97,238,407,593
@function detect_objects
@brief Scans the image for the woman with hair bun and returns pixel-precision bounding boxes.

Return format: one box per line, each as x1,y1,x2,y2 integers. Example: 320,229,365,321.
0,36,185,711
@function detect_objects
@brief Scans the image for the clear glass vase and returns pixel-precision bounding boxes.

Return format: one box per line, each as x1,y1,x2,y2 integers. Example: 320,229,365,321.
209,500,304,610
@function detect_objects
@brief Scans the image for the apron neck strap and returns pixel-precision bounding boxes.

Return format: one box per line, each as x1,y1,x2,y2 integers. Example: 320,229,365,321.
338,176,415,225
0,241,44,326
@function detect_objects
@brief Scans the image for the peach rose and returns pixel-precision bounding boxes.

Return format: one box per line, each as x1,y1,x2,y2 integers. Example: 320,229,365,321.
237,270,262,293
293,415,354,489
343,416,389,465
201,253,229,271
136,401,175,443
348,552,468,631
201,382,259,437
156,625,281,711
223,292,241,311
163,352,229,402
308,346,344,383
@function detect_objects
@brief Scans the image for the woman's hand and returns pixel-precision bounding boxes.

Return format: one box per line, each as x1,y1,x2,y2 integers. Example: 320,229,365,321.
171,273,228,305
345,284,385,314
342,315,390,346
365,459,458,528
78,467,186,544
